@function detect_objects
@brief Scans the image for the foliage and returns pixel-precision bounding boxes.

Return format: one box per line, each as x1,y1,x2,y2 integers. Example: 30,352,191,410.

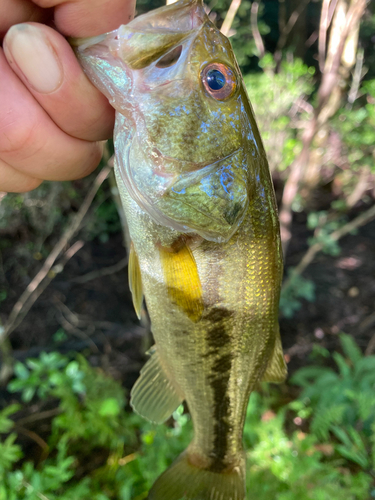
306,210,347,256
246,394,371,500
1,340,374,499
208,0,270,68
2,351,192,500
291,333,375,476
331,78,375,201
280,270,315,318
244,58,315,174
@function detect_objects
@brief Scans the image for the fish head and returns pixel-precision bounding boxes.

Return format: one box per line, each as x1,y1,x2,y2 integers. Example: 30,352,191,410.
75,0,261,242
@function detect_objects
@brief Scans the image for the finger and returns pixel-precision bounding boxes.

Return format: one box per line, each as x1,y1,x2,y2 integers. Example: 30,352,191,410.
4,23,115,141
0,49,103,181
32,0,136,37
0,159,42,193
0,0,47,39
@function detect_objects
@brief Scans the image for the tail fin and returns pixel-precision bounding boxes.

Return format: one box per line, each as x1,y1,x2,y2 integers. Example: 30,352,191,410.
148,451,246,500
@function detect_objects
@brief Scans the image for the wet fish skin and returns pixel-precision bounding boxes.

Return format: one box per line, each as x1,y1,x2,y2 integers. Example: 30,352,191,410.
73,1,286,498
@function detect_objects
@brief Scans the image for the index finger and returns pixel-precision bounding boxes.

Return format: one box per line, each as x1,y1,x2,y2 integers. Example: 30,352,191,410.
32,0,136,37
0,0,47,39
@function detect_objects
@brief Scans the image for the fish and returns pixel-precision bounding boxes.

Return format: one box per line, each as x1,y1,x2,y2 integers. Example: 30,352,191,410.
72,0,287,498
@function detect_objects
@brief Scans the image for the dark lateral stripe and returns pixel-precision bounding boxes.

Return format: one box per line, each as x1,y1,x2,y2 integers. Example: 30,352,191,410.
204,307,232,353
203,307,234,472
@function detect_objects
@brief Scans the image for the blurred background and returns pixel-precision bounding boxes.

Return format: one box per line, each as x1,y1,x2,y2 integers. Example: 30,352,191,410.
0,0,375,499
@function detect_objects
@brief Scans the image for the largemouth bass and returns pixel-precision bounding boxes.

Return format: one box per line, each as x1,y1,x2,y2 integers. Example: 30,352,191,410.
73,1,287,498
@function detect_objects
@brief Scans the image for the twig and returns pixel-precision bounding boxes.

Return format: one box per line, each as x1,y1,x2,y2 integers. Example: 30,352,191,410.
319,0,335,72
278,0,286,35
1,241,84,345
15,425,49,452
346,167,369,209
16,407,62,427
251,2,265,58
274,0,310,68
53,297,100,352
305,30,319,49
348,47,364,105
56,310,99,353
282,203,375,291
318,0,368,111
71,256,128,284
0,160,113,346
21,482,51,500
359,312,375,336
221,0,242,37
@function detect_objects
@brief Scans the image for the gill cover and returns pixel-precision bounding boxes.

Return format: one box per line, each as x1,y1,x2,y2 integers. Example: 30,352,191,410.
74,0,250,243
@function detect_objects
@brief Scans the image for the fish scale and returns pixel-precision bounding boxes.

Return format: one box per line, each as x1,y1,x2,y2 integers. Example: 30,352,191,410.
72,0,287,498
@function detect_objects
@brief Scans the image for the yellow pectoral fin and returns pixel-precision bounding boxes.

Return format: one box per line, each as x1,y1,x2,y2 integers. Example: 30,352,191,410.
262,327,288,383
129,242,143,319
159,243,204,323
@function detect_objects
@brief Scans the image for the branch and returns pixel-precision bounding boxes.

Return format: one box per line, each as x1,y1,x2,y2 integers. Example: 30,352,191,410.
318,0,338,72
318,0,368,110
71,256,128,284
282,203,375,291
221,0,242,37
15,425,49,453
347,46,365,105
0,160,113,346
251,2,265,58
274,0,310,68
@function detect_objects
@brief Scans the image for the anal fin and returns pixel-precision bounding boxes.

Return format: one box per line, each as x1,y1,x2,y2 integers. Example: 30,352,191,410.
129,242,143,319
262,327,287,383
159,243,204,323
130,346,184,424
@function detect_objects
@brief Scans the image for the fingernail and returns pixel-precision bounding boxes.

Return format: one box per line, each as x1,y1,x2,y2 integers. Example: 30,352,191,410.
5,24,63,94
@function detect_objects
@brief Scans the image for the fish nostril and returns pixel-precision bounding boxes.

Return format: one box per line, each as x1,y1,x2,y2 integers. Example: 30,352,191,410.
156,45,183,68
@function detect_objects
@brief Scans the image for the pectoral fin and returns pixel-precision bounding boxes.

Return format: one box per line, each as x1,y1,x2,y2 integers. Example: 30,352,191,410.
129,242,143,319
159,243,204,323
130,346,184,424
262,328,287,383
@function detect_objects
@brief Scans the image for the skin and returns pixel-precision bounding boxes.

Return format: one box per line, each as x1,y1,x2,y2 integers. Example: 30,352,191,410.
0,0,136,193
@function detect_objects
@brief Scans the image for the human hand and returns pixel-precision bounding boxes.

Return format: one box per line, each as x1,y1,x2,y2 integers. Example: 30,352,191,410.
0,0,136,192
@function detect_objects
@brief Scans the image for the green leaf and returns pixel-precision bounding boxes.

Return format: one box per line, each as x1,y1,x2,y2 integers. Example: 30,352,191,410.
340,334,363,365
333,352,351,378
99,398,121,417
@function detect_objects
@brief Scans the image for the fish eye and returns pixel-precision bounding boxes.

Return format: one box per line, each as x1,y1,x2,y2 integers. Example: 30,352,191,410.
201,62,237,101
156,45,182,68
